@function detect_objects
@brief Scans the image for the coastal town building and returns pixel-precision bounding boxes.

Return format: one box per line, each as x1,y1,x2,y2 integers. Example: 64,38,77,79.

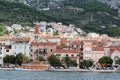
12,37,30,57
30,24,57,62
0,21,120,67
11,24,22,30
30,41,57,62
54,49,80,65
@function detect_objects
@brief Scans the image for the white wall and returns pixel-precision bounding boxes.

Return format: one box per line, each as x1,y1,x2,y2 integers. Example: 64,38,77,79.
12,42,30,57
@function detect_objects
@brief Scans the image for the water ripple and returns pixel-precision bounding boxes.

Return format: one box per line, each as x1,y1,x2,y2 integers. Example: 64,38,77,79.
0,71,120,80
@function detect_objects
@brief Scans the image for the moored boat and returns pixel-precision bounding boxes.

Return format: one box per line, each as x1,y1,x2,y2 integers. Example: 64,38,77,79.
0,67,14,71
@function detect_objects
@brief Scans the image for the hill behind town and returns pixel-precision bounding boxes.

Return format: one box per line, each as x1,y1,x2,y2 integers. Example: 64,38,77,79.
1,0,120,37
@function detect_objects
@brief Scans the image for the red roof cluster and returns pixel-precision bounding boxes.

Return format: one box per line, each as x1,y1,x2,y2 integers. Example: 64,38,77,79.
55,49,77,53
108,46,120,49
72,40,81,45
92,47,104,51
60,38,67,43
109,46,120,54
12,37,30,42
31,42,57,46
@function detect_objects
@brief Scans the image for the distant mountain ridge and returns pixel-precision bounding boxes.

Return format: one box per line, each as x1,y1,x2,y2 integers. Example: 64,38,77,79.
6,0,120,10
98,0,120,10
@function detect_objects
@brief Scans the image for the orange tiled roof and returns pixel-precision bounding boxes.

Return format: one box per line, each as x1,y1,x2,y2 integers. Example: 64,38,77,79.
12,37,30,42
118,48,120,52
31,41,57,46
110,49,116,54
0,34,12,41
60,38,67,43
72,40,81,45
108,46,120,49
56,46,64,49
55,49,77,53
92,47,104,51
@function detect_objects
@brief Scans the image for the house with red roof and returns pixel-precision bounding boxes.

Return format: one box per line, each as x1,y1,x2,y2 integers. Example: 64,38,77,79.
54,49,80,66
30,41,57,62
109,46,120,65
12,37,30,57
91,47,105,62
83,41,105,62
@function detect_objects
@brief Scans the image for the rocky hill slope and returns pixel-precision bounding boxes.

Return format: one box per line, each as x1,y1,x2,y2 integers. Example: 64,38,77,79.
2,0,120,37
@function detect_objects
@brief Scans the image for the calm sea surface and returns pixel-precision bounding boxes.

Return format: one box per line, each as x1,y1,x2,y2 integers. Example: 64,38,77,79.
0,71,120,80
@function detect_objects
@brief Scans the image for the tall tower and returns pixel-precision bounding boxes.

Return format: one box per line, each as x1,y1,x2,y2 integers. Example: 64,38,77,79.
34,24,39,41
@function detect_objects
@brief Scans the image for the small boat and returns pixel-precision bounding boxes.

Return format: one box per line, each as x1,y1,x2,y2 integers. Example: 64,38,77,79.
90,68,117,72
48,68,91,72
0,67,14,71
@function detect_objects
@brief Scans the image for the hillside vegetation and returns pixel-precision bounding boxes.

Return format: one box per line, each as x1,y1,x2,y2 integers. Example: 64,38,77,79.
1,0,120,37
0,0,52,26
42,0,120,36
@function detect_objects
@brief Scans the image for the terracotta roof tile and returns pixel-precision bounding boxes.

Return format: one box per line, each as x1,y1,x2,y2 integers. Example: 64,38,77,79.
55,49,77,53
12,37,30,42
31,41,57,46
108,46,120,49
92,47,104,51
72,40,81,45
60,38,67,43
110,49,116,54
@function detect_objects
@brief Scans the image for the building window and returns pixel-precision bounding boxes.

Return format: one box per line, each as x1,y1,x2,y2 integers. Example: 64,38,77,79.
6,50,9,52
114,56,119,60
71,54,74,57
61,59,64,62
77,54,79,57
30,59,33,62
51,49,53,52
56,54,61,57
66,54,68,57
72,45,73,47
31,54,32,57
77,45,79,48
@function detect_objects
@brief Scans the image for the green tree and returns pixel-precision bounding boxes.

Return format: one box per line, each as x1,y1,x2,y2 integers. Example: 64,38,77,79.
37,56,45,62
53,30,59,36
70,60,78,67
80,60,93,69
48,55,61,67
23,56,30,64
0,24,5,36
3,55,15,64
9,55,15,64
63,56,78,68
15,53,24,66
3,55,10,64
98,56,113,65
63,56,71,68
